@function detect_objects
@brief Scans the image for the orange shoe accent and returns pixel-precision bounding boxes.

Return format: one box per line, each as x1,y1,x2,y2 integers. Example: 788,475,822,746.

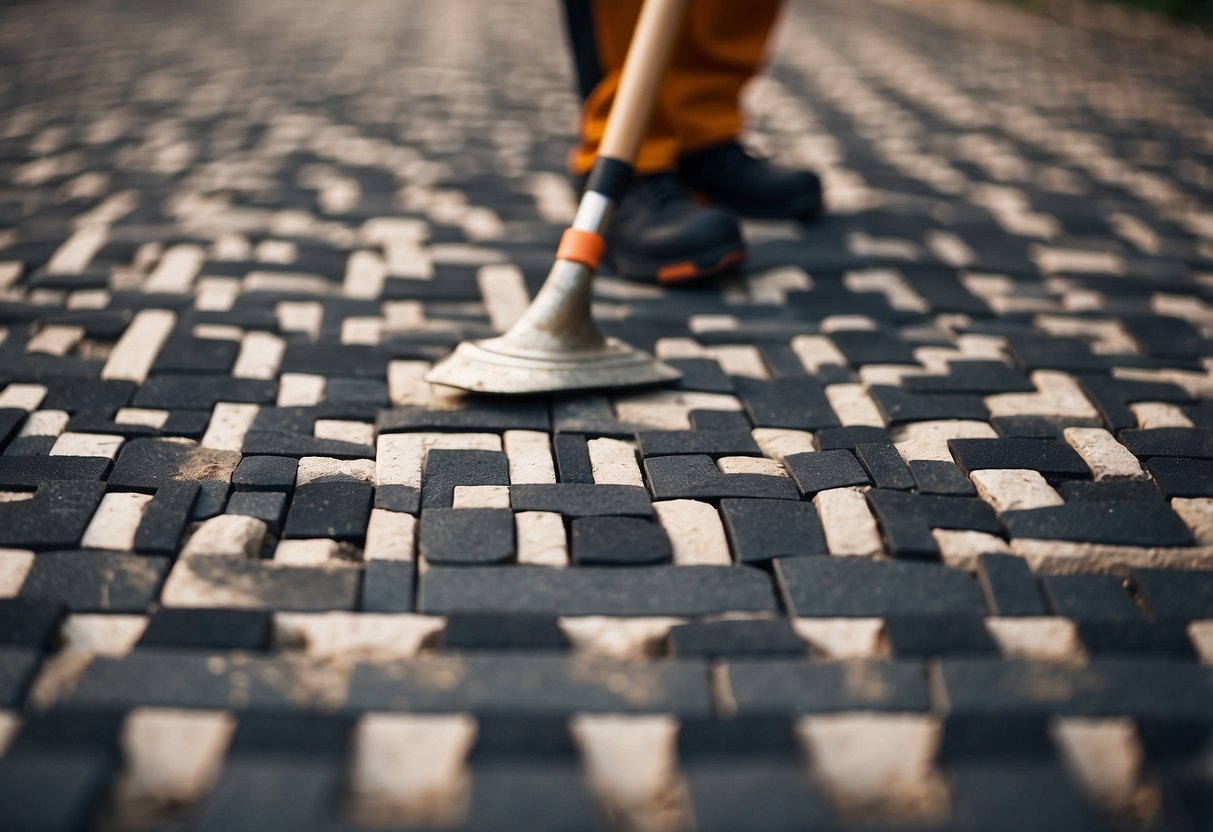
656,249,746,285
556,228,606,270
656,261,701,283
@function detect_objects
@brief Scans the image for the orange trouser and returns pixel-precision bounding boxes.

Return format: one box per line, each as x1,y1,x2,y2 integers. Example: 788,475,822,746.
566,0,783,176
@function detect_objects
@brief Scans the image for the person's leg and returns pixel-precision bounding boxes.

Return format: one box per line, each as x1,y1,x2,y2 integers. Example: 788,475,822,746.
562,0,745,284
669,1,823,220
566,0,680,176
561,0,601,104
663,0,782,156
567,0,782,174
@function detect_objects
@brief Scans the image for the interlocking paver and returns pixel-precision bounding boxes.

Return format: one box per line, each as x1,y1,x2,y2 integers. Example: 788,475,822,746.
1,0,1212,826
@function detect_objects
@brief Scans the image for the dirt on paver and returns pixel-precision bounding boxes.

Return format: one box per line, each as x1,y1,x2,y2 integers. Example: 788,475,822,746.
0,0,1212,829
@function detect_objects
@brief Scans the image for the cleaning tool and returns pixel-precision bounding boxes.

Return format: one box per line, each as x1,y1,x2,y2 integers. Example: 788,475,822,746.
426,0,689,394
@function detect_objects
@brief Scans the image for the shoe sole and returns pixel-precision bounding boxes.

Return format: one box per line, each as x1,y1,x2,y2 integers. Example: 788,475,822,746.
611,242,747,285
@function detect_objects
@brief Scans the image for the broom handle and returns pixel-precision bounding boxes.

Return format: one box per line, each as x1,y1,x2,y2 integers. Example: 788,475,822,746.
597,0,691,165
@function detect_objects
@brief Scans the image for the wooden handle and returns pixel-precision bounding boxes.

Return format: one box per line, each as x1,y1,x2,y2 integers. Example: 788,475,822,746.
597,0,691,165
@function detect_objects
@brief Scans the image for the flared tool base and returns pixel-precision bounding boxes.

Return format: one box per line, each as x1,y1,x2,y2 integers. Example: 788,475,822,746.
425,336,680,394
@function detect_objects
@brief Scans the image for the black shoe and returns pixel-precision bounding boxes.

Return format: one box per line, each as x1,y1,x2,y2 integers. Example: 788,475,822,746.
678,141,824,222
602,172,746,284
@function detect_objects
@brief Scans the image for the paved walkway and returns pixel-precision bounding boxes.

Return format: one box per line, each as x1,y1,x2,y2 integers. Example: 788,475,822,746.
0,0,1211,829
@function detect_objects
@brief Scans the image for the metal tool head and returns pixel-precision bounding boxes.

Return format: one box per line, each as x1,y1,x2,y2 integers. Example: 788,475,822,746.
425,258,680,394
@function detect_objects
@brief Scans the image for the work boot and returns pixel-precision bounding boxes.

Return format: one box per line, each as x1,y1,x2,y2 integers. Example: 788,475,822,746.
678,141,824,222
603,172,746,284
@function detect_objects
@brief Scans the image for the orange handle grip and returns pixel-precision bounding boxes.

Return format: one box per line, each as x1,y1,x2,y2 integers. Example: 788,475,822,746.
556,228,606,270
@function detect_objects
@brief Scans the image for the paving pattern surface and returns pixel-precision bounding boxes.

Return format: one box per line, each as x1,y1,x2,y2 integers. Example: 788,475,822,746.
1,0,1213,828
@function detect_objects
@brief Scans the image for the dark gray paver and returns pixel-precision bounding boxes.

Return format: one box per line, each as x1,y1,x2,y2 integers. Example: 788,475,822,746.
775,555,987,617
347,654,714,715
420,565,779,616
